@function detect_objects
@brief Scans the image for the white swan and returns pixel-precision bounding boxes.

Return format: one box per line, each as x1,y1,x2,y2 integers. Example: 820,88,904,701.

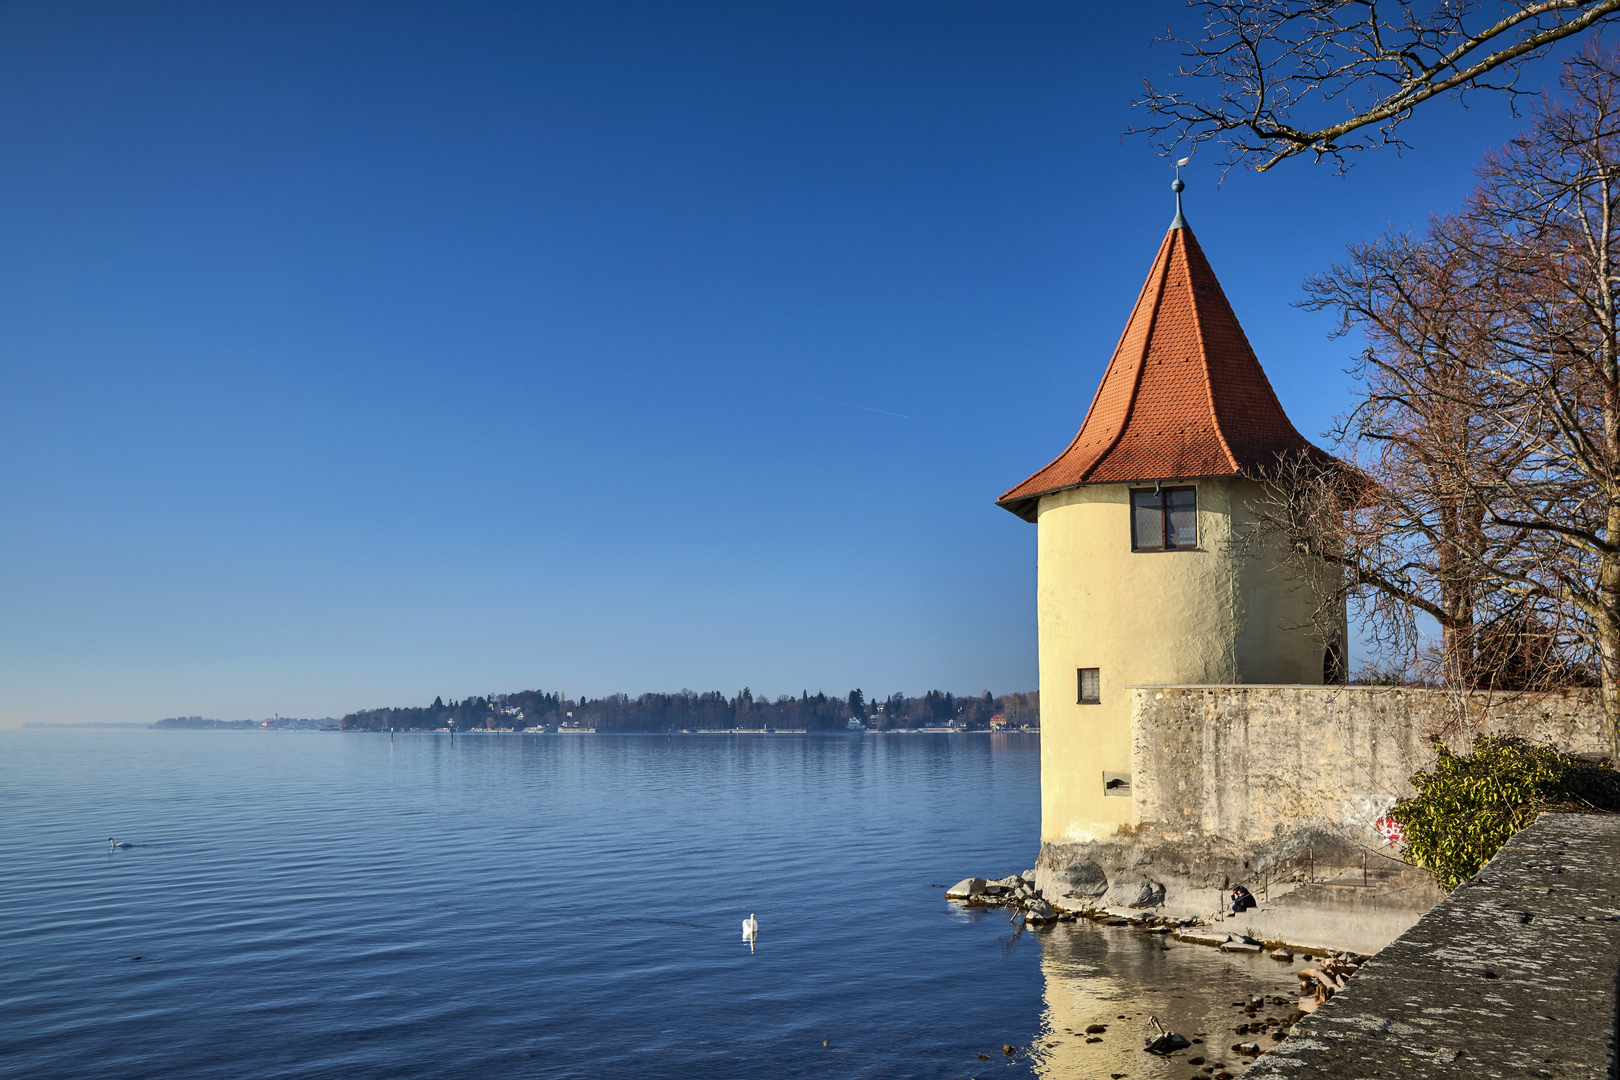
742,914,758,937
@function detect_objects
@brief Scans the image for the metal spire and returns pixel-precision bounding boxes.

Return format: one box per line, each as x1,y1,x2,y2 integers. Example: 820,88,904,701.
1171,157,1190,229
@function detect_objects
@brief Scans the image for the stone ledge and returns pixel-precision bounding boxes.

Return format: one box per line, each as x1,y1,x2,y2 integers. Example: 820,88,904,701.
1037,840,1441,955
1247,813,1620,1080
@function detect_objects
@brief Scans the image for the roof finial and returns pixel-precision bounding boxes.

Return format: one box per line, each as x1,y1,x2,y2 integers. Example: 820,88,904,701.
1171,157,1190,230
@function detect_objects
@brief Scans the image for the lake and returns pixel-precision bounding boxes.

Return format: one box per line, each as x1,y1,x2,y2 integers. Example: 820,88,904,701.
0,730,1307,1079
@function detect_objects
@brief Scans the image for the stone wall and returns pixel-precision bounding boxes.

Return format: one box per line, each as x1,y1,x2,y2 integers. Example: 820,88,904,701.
1032,686,1607,950
1247,813,1620,1079
1131,685,1606,852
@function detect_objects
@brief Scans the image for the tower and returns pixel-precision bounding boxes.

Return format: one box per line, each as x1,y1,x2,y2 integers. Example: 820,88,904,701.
998,183,1345,846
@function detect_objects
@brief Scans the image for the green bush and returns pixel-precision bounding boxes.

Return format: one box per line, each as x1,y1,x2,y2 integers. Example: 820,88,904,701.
1389,736,1620,890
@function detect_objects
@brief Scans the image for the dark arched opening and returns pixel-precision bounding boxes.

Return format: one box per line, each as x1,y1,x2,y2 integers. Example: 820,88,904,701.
1323,633,1346,685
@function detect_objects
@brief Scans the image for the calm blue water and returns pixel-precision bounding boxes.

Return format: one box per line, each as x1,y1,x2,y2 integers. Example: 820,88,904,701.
1,731,1305,1080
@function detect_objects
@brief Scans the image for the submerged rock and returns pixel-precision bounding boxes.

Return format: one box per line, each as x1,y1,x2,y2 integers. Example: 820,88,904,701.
1144,1031,1190,1054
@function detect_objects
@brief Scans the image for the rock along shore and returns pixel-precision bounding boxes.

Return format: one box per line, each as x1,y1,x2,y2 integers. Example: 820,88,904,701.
946,871,1371,978
948,869,1378,1066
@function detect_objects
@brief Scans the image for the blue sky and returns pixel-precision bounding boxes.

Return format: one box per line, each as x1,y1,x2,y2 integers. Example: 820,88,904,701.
0,2,1580,725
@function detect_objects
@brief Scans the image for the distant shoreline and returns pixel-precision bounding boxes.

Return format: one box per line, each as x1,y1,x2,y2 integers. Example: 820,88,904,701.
349,726,1040,735
341,688,1040,735
20,722,151,729
12,724,1038,736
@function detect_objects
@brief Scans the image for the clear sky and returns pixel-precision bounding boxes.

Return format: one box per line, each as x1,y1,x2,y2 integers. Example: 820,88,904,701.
0,1,1582,725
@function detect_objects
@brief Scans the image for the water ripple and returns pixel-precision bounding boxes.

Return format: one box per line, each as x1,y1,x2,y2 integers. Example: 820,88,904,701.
1,731,1045,1080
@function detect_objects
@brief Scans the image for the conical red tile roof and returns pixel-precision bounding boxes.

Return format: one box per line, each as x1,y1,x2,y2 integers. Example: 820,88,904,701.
997,223,1334,522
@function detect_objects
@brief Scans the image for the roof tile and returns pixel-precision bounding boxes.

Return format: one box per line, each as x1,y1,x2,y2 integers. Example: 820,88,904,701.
997,224,1334,521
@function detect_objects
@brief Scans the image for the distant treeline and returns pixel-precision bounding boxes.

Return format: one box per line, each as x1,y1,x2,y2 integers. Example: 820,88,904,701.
341,688,1039,733
153,716,253,729
152,716,338,730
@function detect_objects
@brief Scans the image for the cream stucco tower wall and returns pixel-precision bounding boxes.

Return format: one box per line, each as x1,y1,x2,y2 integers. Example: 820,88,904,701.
998,195,1347,848
1035,479,1335,843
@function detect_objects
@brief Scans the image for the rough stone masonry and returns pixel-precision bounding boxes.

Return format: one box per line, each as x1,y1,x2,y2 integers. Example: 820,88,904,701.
1033,687,1609,954
1246,813,1620,1079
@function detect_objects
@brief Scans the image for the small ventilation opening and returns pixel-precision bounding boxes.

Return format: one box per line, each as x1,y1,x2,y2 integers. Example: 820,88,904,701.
1103,772,1131,797
1078,667,1100,704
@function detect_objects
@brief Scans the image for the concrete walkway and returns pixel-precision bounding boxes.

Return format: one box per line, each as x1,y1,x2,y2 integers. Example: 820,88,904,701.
1247,812,1620,1079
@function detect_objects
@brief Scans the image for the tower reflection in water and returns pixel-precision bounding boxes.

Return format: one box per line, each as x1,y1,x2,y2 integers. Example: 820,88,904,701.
1027,920,1309,1080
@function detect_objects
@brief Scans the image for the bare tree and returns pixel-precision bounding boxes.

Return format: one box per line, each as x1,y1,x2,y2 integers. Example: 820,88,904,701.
1295,219,1507,687
1257,43,1620,749
1133,0,1620,171
1461,41,1620,738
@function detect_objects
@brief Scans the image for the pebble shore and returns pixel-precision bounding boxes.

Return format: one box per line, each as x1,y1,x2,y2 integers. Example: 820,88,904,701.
947,870,1371,1061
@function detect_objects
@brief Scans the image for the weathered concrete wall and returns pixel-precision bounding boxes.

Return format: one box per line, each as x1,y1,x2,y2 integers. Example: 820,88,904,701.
1132,686,1607,850
1248,812,1620,1079
1033,686,1605,951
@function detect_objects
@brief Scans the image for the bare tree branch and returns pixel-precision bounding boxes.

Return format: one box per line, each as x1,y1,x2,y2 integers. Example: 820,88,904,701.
1249,42,1620,747
1131,0,1620,172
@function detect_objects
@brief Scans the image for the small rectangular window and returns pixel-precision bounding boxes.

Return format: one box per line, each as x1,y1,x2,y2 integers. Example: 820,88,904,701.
1130,486,1198,551
1103,772,1131,797
1078,667,1100,704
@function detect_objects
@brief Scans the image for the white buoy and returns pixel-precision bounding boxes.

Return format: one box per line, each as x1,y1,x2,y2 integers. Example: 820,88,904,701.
742,914,758,937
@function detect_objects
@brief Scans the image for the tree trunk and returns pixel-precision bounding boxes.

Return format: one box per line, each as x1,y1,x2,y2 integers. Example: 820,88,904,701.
1601,531,1620,758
